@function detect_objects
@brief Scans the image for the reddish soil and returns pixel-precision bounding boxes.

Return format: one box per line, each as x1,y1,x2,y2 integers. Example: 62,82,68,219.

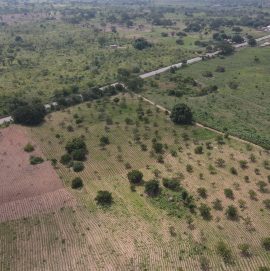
0,125,75,222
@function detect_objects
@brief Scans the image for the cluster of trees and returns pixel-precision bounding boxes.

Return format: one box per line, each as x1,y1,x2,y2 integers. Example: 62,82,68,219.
61,137,88,172
12,103,46,126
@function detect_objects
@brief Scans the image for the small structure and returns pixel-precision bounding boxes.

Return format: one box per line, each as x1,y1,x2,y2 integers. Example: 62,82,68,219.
109,44,118,49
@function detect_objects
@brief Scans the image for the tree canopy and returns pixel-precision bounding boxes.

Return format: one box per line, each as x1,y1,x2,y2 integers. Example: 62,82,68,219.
170,103,193,125
12,103,46,126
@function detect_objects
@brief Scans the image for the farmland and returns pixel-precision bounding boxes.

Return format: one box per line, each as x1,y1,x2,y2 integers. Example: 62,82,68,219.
1,0,270,270
143,46,270,149
1,94,270,270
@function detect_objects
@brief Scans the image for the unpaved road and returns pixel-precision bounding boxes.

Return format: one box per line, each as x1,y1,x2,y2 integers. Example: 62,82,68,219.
136,94,266,150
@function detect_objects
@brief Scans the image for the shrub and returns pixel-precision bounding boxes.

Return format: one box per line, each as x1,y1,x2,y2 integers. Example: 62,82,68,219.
170,104,193,125
95,191,113,206
224,188,234,199
127,170,143,184
72,148,87,161
216,66,225,72
259,267,270,271
238,243,251,257
186,164,193,173
100,136,110,146
263,199,270,209
65,137,87,154
12,103,46,126
144,180,160,197
249,190,257,200
194,146,203,154
163,178,180,191
71,177,83,189
152,142,163,154
230,167,238,175
72,161,84,172
239,160,248,169
133,38,152,50
212,198,223,211
216,241,234,264
215,158,226,168
199,256,210,271
202,71,213,78
257,181,268,193
225,205,239,220
261,238,270,251
199,204,212,220
24,143,34,152
197,187,207,199
30,156,44,165
60,153,72,166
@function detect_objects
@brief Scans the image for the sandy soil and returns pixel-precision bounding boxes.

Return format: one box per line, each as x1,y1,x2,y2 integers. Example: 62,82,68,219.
0,125,75,222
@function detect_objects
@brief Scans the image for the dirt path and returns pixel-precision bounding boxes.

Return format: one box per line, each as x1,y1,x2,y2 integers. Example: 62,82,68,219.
136,94,266,150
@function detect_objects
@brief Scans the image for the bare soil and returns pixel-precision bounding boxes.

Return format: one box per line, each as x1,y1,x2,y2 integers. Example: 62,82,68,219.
0,125,75,222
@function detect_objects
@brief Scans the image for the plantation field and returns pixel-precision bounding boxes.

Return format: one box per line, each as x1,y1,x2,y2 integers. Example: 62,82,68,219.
1,94,270,270
143,47,270,149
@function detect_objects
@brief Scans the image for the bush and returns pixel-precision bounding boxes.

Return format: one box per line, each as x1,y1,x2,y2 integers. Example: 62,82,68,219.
212,198,223,211
259,267,270,271
133,38,152,50
95,190,113,206
186,164,193,173
199,204,212,220
230,167,238,175
65,137,87,153
216,241,234,264
249,189,257,200
24,143,34,152
100,136,110,146
202,71,213,78
127,170,143,184
257,181,268,193
194,145,203,154
170,104,193,125
71,177,83,189
162,178,180,191
224,188,234,199
225,205,239,220
197,187,207,199
72,148,87,161
12,103,46,126
72,161,85,172
152,142,163,154
144,180,160,197
261,238,270,251
263,199,270,209
60,153,72,165
216,66,225,72
30,156,44,165
238,243,251,257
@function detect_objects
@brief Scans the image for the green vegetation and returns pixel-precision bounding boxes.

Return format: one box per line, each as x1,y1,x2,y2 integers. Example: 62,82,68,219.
71,177,83,189
143,47,270,149
24,143,34,153
95,191,113,206
29,156,44,165
12,103,46,126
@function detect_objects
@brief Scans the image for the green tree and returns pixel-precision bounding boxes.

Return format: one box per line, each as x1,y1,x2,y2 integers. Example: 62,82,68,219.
262,238,270,251
95,191,113,206
199,204,212,220
144,180,160,197
71,177,83,189
216,241,234,264
127,170,143,184
225,205,239,220
170,104,193,125
12,103,46,126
